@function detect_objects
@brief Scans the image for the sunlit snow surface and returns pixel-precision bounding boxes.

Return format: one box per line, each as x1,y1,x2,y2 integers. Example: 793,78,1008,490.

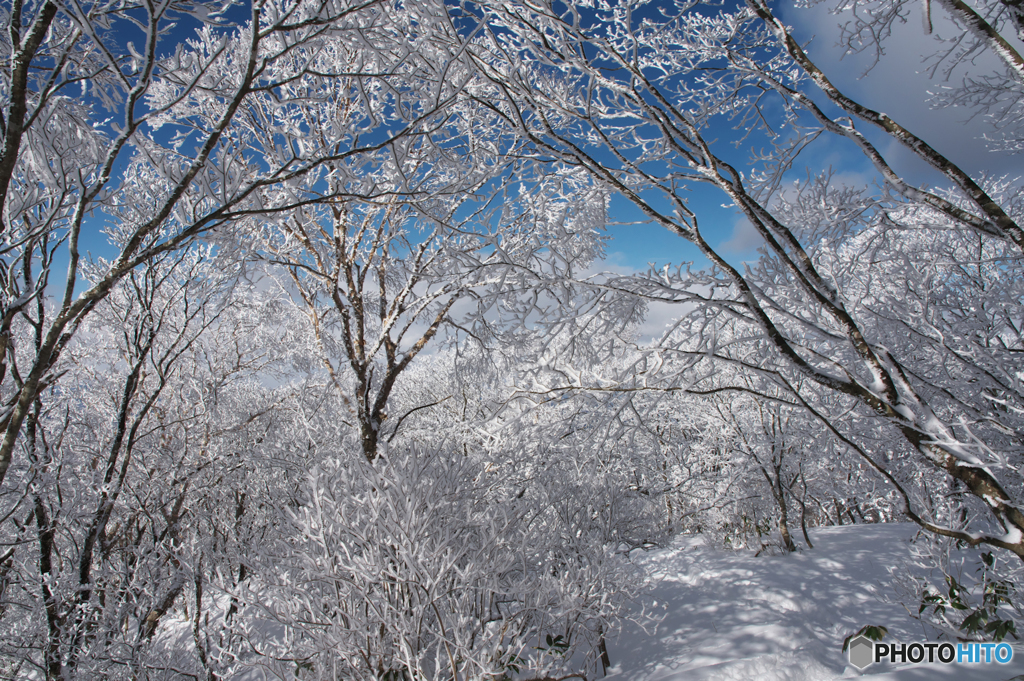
605,524,1024,681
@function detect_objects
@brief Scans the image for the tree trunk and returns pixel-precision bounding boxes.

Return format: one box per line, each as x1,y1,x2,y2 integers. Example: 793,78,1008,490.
597,625,611,676
776,487,797,552
797,472,814,549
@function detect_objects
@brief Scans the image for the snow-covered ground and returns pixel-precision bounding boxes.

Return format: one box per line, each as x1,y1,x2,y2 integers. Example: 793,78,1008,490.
605,523,1024,681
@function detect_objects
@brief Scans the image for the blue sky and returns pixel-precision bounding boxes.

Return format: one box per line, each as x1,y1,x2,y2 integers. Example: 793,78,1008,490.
66,0,1023,301
602,0,1024,272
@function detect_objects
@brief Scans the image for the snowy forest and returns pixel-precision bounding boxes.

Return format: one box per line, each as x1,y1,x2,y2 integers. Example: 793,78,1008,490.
1,0,1023,678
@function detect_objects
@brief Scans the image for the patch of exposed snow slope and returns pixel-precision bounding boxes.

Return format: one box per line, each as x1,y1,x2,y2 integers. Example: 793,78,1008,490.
605,523,1024,681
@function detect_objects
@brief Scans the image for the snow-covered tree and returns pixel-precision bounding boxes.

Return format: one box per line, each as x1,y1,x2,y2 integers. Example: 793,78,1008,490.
0,0,482,499
0,244,287,678
253,164,608,462
462,0,1024,561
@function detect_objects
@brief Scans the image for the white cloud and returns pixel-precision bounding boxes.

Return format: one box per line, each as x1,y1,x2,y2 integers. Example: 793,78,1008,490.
784,0,1024,178
719,218,762,255
635,299,689,346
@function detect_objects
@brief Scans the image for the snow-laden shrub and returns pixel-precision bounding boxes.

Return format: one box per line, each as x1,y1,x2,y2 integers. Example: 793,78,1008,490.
233,445,643,681
892,531,1022,642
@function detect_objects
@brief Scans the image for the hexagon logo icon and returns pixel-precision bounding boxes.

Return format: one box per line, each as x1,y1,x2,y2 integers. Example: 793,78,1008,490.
848,635,874,670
